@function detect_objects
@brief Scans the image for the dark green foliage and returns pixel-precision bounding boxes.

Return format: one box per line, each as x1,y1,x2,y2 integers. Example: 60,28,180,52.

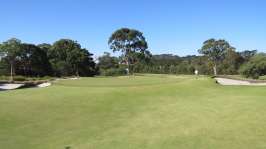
97,52,119,70
0,38,97,78
0,36,262,78
0,59,9,75
0,75,53,82
240,54,266,79
13,75,27,81
133,54,212,75
218,49,244,75
101,68,127,76
0,39,53,78
133,50,249,76
17,43,53,77
97,52,127,76
48,39,96,77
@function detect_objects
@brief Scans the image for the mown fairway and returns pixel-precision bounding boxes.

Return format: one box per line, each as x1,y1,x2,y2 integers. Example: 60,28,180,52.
1,75,266,149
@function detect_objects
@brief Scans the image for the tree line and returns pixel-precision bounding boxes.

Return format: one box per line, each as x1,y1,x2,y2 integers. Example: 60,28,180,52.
0,38,97,81
98,28,262,78
99,50,258,76
1,28,266,80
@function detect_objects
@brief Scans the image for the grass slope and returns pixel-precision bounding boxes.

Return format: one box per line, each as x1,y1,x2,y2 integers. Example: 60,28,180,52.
1,75,266,149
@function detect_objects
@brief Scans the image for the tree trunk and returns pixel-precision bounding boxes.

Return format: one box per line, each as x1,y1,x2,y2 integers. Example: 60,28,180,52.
23,65,26,76
10,63,14,82
75,64,79,77
76,69,79,77
126,60,130,75
126,56,130,75
213,63,217,76
125,49,131,75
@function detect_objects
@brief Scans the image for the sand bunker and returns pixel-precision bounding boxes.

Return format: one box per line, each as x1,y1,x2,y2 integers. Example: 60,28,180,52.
0,82,52,91
37,82,51,88
0,84,24,90
215,78,266,86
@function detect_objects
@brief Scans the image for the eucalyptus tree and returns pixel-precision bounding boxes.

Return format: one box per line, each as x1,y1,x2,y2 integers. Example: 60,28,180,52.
108,28,149,74
0,38,22,81
198,39,234,76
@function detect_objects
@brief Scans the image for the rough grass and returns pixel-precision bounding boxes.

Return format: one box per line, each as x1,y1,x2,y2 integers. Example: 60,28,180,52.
1,74,266,149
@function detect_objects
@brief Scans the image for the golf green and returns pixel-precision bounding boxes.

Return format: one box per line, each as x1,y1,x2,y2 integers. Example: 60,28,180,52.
1,74,266,149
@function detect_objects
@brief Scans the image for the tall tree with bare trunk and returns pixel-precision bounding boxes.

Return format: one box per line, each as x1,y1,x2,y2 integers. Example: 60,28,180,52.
108,28,149,74
0,38,22,81
198,39,234,76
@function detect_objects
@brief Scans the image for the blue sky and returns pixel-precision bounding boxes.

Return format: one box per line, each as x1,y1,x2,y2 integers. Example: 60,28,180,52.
0,0,265,57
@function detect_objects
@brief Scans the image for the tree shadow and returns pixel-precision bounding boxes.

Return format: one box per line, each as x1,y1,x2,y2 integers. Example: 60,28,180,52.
0,88,6,91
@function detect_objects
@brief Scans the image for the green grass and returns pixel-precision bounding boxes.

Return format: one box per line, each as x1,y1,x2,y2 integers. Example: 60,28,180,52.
1,74,266,149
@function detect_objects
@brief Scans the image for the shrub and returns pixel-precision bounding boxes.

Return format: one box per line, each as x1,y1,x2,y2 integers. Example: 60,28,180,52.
101,68,127,76
13,76,27,81
0,75,9,81
259,75,266,80
29,76,53,81
40,76,53,80
239,54,266,79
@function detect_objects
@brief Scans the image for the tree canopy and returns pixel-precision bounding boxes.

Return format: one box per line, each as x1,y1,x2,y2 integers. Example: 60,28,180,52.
198,39,235,75
0,38,22,81
0,38,97,79
108,28,149,74
240,53,266,79
48,39,96,76
18,43,52,76
0,33,264,79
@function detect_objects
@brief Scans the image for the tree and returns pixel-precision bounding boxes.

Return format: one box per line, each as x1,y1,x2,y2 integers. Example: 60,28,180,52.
240,53,266,79
0,43,2,58
0,45,9,75
108,28,149,74
198,39,234,76
38,43,52,53
239,50,257,62
49,39,96,76
18,43,52,76
97,52,119,70
219,48,243,74
130,50,152,64
72,48,96,76
0,38,22,81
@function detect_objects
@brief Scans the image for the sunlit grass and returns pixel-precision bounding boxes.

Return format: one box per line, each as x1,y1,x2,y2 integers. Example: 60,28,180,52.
1,74,266,149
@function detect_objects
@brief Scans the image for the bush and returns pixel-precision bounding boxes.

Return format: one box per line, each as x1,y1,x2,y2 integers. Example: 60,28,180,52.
27,76,54,81
0,75,54,82
40,76,53,80
259,75,266,80
0,75,9,81
13,76,27,81
239,54,266,79
101,68,127,76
